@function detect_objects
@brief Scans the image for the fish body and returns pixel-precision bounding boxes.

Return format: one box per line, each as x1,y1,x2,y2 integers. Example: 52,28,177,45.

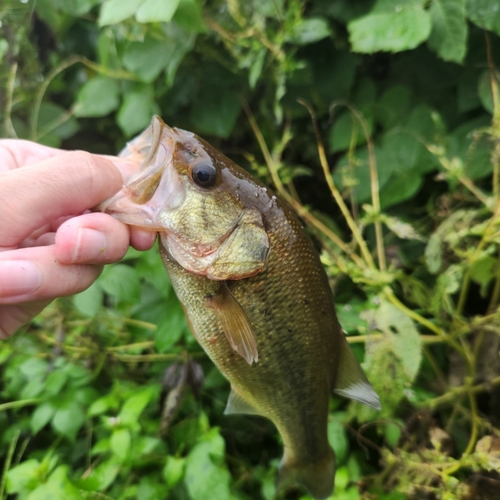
100,116,380,500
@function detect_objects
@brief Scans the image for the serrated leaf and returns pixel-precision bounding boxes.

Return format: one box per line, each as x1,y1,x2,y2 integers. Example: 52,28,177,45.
348,1,432,53
99,0,146,26
99,264,141,302
383,216,425,241
466,0,500,35
74,76,120,117
428,0,467,63
136,0,180,23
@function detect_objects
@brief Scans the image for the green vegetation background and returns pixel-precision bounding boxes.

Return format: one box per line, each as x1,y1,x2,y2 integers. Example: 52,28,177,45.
1,0,500,498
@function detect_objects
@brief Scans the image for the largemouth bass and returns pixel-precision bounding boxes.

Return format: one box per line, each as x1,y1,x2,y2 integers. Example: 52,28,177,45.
99,116,380,500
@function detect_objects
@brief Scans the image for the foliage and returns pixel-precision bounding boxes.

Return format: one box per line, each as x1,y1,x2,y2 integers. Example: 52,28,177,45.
2,0,500,499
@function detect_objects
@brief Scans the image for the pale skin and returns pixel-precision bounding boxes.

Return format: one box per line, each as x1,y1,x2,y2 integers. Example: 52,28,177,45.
0,140,156,338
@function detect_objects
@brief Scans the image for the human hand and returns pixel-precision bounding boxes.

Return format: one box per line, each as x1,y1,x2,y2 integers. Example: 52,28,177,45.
0,140,156,338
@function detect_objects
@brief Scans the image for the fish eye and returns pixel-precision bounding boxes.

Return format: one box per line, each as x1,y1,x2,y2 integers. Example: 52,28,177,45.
192,162,217,188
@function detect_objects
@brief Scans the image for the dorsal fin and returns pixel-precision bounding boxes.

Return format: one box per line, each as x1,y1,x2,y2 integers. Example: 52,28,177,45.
205,282,258,364
224,387,262,416
334,334,381,410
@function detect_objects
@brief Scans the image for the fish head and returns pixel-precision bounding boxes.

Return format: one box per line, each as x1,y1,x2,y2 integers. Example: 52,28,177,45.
100,116,270,280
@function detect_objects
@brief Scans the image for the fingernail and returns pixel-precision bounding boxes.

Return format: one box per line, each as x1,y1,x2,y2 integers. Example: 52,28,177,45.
73,228,107,262
0,260,41,298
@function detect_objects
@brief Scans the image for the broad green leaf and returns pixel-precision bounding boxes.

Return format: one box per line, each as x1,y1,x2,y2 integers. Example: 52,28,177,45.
249,48,266,89
191,86,241,139
31,403,56,434
328,419,349,465
74,76,120,117
375,85,413,129
184,432,231,500
44,370,68,396
76,457,121,491
374,301,422,381
385,421,403,447
289,18,332,45
470,255,496,296
173,0,207,33
26,466,82,500
432,264,464,314
117,87,159,138
348,1,432,53
154,301,187,353
163,456,185,490
118,386,157,425
123,28,194,85
73,281,103,317
327,0,375,22
36,103,79,147
6,460,41,494
466,0,500,35
111,428,131,461
329,110,373,153
99,264,141,302
99,0,145,26
20,358,49,377
428,0,467,63
52,404,86,440
136,0,180,23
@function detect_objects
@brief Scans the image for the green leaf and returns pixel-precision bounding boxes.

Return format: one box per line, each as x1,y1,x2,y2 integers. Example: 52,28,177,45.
385,421,403,447
470,255,496,296
74,76,120,117
428,0,468,63
289,18,332,45
50,0,100,15
163,456,185,490
123,28,194,85
118,387,157,425
0,39,8,62
73,281,103,317
329,110,373,153
111,428,131,461
99,264,141,302
348,0,432,53
478,69,500,114
76,457,121,491
184,433,231,500
328,419,349,465
173,0,207,33
52,405,86,440
136,0,180,23
117,87,159,138
31,403,56,434
466,0,500,35
44,370,69,396
99,0,145,26
6,460,41,494
191,86,241,139
36,103,79,147
154,299,187,353
26,466,82,500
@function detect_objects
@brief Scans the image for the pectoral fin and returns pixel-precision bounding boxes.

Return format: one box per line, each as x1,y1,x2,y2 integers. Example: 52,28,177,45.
205,283,258,365
224,387,262,416
334,334,381,410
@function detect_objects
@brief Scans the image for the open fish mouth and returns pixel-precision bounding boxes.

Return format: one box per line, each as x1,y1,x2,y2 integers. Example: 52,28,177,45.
97,116,187,230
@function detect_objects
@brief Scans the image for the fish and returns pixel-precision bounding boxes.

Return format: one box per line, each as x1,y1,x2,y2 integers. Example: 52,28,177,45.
99,116,380,500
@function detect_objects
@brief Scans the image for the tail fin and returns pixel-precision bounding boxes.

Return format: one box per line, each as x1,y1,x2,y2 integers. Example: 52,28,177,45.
278,447,335,500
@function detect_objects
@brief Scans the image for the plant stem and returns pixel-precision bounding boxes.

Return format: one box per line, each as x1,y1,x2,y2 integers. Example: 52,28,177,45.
298,99,376,269
0,430,19,500
0,399,41,412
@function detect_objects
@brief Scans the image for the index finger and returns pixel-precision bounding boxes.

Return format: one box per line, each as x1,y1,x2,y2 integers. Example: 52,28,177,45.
0,151,124,248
